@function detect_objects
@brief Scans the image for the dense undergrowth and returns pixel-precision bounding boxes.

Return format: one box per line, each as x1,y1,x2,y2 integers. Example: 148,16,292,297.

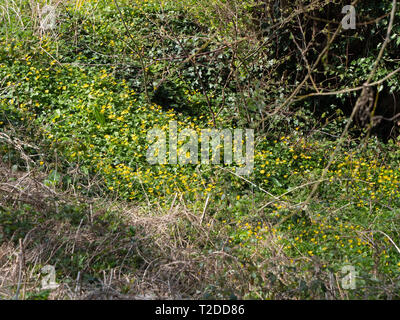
1,0,400,299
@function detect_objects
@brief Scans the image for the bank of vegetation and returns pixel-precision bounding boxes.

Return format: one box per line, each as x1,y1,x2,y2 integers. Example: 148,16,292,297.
1,0,400,299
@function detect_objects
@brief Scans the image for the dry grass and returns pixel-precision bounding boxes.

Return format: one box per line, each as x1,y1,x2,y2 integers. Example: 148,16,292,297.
0,158,247,300
0,130,300,300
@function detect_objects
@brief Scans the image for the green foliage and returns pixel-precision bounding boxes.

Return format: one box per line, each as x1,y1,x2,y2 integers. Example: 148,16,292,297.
1,0,400,299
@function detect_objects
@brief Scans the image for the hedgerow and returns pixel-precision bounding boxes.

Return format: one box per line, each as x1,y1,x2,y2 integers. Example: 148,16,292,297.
1,0,400,299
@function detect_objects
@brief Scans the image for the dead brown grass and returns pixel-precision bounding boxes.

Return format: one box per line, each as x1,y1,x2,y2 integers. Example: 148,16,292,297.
0,152,300,300
0,158,246,300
